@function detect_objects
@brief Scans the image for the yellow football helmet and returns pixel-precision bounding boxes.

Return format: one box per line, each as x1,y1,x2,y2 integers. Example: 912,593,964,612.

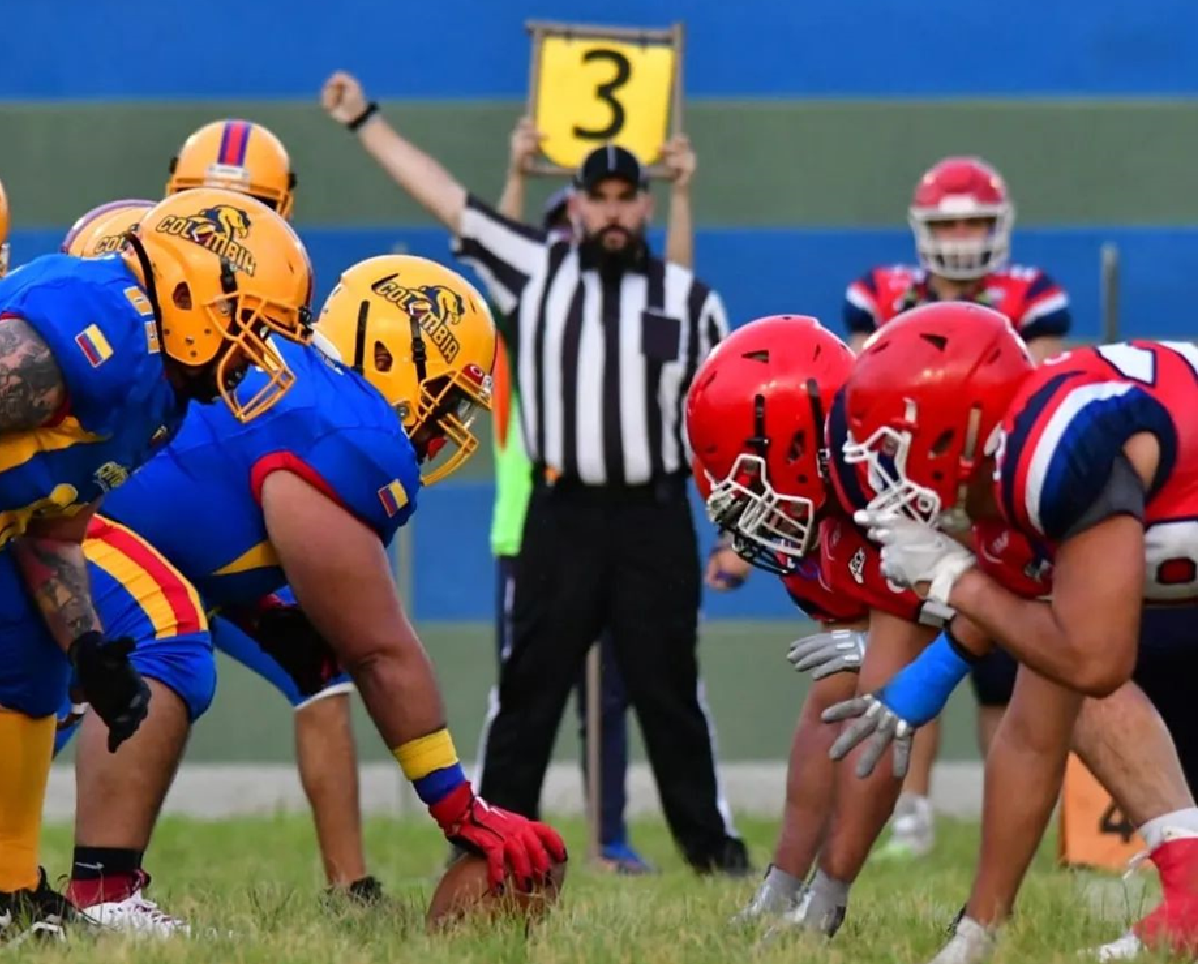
167,120,296,220
0,179,9,277
126,187,314,422
315,255,496,486
62,199,155,257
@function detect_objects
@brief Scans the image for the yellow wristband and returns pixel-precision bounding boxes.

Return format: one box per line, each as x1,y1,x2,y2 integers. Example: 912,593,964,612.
393,728,459,781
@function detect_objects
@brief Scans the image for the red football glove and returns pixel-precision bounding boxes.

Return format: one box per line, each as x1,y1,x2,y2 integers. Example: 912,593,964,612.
430,784,568,891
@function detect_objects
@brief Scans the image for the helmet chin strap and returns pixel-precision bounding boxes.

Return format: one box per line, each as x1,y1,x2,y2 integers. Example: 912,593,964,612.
123,231,167,355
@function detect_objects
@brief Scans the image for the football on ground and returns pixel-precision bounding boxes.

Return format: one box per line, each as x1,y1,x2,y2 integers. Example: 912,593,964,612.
425,852,567,930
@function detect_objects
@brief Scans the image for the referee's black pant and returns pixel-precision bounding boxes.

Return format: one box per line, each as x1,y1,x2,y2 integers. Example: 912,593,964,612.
478,474,749,873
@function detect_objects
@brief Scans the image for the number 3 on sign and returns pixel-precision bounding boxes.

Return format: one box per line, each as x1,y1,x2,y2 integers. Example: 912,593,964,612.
529,25,681,172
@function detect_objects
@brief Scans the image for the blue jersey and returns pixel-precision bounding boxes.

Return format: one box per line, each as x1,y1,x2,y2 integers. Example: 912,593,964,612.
0,254,183,544
102,339,420,609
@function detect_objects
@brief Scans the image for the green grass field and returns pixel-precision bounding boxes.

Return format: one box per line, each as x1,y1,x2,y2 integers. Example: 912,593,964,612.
28,814,1174,963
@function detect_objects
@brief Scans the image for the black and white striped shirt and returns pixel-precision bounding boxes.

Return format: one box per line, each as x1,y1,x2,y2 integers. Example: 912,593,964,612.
455,196,728,487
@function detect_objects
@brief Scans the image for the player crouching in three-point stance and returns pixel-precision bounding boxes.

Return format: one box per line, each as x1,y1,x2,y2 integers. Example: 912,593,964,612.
830,301,1198,961
0,187,314,942
51,253,566,935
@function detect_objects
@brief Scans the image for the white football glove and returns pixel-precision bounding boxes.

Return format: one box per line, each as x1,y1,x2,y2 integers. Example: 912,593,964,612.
786,630,866,680
854,511,976,605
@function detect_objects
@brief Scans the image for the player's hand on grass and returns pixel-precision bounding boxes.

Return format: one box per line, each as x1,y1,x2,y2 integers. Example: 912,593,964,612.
68,632,151,753
430,784,568,892
787,629,865,680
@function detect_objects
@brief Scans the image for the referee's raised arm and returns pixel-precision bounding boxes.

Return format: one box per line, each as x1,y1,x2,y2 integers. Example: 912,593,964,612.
321,71,547,316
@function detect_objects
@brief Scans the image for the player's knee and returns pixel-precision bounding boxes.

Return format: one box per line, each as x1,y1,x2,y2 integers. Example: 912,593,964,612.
131,634,217,722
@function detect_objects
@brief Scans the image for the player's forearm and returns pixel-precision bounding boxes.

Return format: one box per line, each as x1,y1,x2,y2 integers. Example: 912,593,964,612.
948,569,1102,693
664,185,694,269
966,691,1077,924
12,537,101,650
354,114,468,233
346,639,448,752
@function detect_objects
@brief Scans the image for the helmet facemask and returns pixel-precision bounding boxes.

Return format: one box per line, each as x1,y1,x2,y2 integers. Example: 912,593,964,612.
703,388,828,574
842,403,984,533
909,208,1012,282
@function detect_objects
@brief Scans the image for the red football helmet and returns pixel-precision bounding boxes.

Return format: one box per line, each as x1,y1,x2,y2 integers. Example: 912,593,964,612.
841,302,1033,529
909,156,1013,281
685,315,855,571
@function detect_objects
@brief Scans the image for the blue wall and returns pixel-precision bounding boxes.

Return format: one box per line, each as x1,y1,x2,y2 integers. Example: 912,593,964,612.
11,224,1188,344
2,0,1197,99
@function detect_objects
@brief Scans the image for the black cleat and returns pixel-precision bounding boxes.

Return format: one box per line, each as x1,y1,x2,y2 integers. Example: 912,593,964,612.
0,868,91,946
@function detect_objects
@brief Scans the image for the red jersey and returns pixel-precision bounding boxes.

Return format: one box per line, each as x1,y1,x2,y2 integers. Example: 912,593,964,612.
844,264,1070,344
996,341,1198,602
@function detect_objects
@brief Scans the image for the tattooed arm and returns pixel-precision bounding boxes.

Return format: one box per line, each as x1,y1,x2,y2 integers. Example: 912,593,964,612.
12,502,102,650
0,316,67,431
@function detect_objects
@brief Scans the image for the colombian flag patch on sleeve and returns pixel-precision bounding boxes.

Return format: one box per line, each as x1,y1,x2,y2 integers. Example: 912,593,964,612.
377,479,409,517
75,324,114,367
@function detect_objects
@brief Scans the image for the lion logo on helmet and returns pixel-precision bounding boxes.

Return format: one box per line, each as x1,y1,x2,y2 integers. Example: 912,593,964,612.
154,204,257,276
371,276,467,362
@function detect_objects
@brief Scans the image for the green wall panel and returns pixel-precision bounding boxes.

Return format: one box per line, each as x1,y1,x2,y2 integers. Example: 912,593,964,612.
2,99,1195,227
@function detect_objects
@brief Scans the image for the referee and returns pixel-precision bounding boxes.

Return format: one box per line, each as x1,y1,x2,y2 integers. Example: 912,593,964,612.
323,71,749,875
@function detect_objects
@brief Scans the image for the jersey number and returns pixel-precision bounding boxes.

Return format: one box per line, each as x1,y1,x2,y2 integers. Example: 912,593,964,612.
1096,341,1198,386
1095,343,1198,597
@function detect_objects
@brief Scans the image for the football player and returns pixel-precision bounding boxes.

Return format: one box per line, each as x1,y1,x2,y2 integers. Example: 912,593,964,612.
166,119,295,217
62,200,155,258
830,302,1198,961
690,315,1198,953
843,155,1073,858
54,254,566,935
845,156,1070,362
168,119,380,902
0,187,314,941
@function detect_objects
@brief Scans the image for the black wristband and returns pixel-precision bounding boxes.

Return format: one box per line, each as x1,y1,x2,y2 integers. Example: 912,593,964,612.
944,622,982,666
346,101,379,132
68,630,102,667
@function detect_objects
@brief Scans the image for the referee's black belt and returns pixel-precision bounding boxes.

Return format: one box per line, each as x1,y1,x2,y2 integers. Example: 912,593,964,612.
531,466,689,504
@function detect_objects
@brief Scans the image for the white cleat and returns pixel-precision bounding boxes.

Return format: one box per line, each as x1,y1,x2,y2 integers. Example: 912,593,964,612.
876,792,936,861
1090,931,1148,962
80,874,190,938
927,915,997,964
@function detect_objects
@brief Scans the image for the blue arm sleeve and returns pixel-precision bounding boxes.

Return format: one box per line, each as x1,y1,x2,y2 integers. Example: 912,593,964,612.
877,630,974,727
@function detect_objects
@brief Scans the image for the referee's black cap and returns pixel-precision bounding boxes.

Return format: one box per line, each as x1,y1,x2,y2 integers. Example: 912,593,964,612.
574,144,648,192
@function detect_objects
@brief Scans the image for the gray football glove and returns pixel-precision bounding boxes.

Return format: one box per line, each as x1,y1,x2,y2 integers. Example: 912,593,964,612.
786,629,866,680
822,695,914,779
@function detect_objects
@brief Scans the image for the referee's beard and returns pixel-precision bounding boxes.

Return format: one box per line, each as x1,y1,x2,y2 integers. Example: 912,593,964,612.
580,224,649,275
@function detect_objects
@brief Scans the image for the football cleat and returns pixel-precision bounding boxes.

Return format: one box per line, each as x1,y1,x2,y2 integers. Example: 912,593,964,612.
1093,829,1198,960
0,867,88,946
77,870,190,938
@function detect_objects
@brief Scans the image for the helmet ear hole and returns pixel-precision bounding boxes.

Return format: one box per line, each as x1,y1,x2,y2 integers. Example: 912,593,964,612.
374,341,393,372
930,428,955,458
172,282,192,310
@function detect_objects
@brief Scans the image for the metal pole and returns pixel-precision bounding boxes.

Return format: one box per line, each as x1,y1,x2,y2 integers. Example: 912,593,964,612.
1100,242,1120,345
585,644,603,864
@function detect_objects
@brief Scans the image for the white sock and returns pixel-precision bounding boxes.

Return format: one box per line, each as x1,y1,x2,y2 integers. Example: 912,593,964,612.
1140,807,1198,850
